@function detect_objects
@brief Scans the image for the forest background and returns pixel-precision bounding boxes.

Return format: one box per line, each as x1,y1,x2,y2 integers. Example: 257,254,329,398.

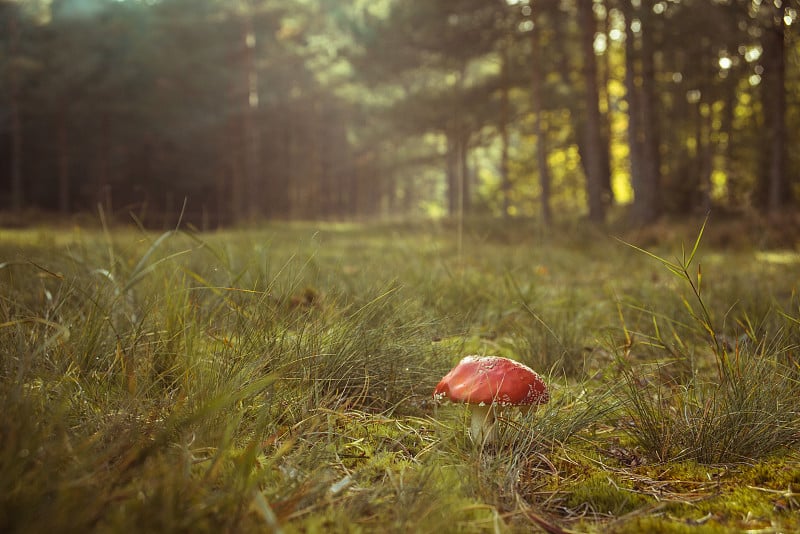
0,0,797,228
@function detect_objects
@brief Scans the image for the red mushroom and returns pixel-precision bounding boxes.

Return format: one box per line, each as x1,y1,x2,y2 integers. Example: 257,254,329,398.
433,355,549,442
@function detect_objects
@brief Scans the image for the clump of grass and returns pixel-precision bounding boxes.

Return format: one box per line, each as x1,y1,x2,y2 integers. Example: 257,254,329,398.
616,220,800,463
276,282,440,412
435,380,619,523
619,348,799,464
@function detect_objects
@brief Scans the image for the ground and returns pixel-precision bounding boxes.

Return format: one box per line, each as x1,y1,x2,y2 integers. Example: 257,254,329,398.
0,217,798,532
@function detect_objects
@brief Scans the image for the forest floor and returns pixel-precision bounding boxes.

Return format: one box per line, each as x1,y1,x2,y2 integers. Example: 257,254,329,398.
1,217,799,533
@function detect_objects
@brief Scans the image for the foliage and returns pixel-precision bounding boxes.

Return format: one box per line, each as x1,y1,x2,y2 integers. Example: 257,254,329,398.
0,0,798,223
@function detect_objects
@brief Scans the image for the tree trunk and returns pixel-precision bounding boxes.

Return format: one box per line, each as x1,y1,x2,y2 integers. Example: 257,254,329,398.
57,109,70,214
273,113,293,218
623,2,645,223
241,4,261,221
460,132,470,215
624,0,660,225
445,129,469,218
228,118,245,223
499,37,511,218
97,112,111,214
577,0,607,223
316,100,333,218
385,169,396,217
530,11,552,226
700,101,714,212
722,79,737,205
8,8,23,212
638,4,661,217
446,133,459,217
596,0,613,206
765,2,787,213
689,93,710,212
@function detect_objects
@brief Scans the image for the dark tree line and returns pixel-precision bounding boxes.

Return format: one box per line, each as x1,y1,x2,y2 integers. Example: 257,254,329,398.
1,0,798,227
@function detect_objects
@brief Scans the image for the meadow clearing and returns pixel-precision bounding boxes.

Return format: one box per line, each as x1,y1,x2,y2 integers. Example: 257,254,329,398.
1,217,798,533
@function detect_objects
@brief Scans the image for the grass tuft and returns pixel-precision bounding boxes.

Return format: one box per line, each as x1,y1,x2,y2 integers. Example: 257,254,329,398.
616,224,800,464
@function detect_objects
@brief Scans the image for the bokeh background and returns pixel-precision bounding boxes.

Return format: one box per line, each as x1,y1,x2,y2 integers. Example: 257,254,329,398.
0,0,797,227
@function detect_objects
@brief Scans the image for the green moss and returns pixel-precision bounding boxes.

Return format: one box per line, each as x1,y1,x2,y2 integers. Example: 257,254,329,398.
736,454,800,488
609,516,733,534
691,487,782,528
288,511,366,533
564,472,652,516
635,460,728,493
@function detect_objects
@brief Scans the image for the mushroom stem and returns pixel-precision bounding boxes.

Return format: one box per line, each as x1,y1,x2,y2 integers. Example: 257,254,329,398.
470,404,496,443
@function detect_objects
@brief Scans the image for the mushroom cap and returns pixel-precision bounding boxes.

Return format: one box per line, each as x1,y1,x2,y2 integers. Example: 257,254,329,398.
433,355,549,407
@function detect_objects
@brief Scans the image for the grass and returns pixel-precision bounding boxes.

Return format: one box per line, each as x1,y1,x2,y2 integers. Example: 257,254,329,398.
614,220,800,464
1,216,799,532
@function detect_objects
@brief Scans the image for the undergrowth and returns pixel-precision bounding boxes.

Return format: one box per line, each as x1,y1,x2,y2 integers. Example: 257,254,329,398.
1,218,798,532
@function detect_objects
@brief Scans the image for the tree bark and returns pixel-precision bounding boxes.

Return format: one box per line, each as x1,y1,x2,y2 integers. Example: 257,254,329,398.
530,10,552,226
446,133,459,217
445,129,469,218
700,101,714,212
386,170,396,217
316,100,333,218
638,4,661,216
721,80,736,205
577,0,607,224
499,36,511,218
596,0,613,206
279,114,293,218
765,2,787,213
228,118,245,223
57,109,70,214
459,132,470,215
8,8,24,212
623,2,645,222
624,0,660,225
241,3,262,221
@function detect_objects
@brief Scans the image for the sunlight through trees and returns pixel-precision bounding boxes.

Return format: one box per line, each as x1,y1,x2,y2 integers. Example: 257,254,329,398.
0,0,797,226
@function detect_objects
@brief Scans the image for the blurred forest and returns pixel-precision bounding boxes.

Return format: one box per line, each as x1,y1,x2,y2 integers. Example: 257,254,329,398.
0,0,798,227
